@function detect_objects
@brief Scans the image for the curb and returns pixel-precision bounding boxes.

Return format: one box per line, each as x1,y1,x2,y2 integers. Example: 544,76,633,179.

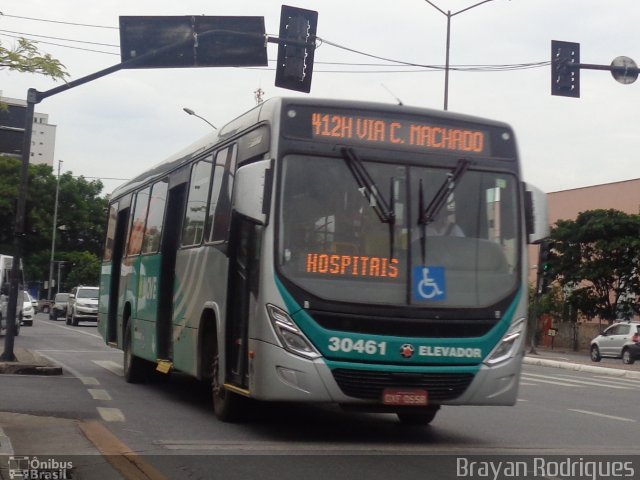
523,356,640,380
0,348,63,376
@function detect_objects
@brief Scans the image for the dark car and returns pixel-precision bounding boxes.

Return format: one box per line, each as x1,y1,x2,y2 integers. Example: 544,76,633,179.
49,293,69,320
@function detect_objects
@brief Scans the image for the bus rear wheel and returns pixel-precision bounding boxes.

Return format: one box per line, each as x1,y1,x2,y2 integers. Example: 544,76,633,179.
211,345,245,422
123,321,150,383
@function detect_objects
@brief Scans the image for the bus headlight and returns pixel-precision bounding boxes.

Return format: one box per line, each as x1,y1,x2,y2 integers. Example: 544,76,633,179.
267,304,321,360
484,318,526,366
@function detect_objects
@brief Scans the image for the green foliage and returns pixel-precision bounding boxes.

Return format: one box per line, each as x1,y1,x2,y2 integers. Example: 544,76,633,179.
550,209,640,322
0,156,107,294
0,38,68,81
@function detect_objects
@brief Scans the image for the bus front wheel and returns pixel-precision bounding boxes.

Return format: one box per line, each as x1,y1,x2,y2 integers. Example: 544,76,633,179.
396,406,439,426
211,345,245,422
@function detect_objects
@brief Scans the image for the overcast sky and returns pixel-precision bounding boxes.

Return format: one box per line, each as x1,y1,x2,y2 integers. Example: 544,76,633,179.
1,0,639,196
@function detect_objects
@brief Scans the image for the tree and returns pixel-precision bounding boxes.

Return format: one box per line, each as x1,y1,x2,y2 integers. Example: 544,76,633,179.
0,38,68,81
0,156,107,291
551,209,640,323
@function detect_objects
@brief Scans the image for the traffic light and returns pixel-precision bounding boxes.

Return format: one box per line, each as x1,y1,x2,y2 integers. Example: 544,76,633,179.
537,239,556,294
275,5,318,93
551,40,580,97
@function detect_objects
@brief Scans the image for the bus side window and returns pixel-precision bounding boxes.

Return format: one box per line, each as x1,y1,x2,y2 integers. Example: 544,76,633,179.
207,145,238,243
181,158,213,247
103,202,119,261
141,179,168,254
127,187,150,257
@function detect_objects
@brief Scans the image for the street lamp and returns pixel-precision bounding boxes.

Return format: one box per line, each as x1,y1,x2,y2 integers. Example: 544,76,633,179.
182,107,217,130
47,159,63,300
424,0,497,110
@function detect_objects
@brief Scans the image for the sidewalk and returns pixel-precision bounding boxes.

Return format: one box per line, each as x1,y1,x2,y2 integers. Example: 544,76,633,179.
524,346,640,379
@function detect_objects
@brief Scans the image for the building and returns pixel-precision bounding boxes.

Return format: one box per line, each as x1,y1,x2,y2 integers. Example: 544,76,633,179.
548,178,640,225
532,178,640,349
0,93,57,167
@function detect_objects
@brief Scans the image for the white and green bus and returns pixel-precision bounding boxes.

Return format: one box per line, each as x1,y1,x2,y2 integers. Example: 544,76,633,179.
98,97,548,424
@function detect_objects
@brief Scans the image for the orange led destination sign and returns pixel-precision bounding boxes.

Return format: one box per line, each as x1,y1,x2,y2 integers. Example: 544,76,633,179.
310,112,489,155
306,252,399,279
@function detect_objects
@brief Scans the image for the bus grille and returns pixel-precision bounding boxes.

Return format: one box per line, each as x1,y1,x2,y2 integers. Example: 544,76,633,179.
332,369,474,401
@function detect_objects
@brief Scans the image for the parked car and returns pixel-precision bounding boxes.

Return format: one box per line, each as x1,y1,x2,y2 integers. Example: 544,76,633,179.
0,290,22,336
590,321,640,362
66,286,99,326
29,292,38,313
21,291,35,326
49,293,69,320
623,341,640,365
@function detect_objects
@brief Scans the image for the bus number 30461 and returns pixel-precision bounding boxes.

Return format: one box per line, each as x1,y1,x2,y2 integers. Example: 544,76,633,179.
328,337,387,355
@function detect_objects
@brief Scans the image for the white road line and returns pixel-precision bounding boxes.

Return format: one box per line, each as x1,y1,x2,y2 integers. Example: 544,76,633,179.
523,372,631,389
568,409,636,423
43,321,102,338
93,360,124,377
520,375,584,387
97,407,125,422
35,351,99,386
519,382,538,386
88,389,112,401
591,375,640,386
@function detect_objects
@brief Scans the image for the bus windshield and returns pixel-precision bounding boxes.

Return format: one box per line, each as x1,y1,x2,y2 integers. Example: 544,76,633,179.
278,154,519,308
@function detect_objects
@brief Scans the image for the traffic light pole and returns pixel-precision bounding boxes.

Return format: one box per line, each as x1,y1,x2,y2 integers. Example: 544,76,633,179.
552,40,639,97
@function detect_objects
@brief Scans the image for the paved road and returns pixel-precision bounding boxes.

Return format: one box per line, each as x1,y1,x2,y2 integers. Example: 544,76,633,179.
2,314,640,479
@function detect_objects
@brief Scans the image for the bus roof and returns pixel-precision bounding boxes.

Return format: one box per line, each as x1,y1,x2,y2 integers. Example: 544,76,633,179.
109,97,513,201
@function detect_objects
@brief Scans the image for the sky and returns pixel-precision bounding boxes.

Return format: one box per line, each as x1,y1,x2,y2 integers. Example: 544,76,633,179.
1,0,639,196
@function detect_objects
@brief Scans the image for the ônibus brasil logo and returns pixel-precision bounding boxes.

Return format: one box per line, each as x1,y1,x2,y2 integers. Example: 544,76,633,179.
400,344,415,359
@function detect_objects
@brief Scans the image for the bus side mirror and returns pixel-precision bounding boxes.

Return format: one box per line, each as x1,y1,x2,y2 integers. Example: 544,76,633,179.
233,159,274,225
524,182,549,244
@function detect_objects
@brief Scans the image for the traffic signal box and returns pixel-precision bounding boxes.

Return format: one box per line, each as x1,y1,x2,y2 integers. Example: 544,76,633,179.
551,40,580,97
275,5,318,93
536,239,556,294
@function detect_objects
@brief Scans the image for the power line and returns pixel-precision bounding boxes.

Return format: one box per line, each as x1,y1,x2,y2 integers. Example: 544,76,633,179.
0,12,118,30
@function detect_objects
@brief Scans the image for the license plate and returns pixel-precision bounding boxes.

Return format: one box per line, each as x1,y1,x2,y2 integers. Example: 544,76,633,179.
382,388,428,406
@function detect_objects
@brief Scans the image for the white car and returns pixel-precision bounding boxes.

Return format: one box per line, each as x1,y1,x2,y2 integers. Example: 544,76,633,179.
66,286,99,326
590,321,640,362
21,291,35,326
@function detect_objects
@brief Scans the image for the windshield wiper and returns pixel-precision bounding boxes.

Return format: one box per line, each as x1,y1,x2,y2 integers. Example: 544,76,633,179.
417,158,471,264
340,147,396,258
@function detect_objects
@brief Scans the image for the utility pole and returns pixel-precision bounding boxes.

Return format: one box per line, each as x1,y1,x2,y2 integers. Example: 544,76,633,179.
424,0,497,110
48,159,63,301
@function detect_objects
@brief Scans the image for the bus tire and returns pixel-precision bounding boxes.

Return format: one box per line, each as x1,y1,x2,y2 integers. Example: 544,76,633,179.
397,407,439,426
123,321,149,384
211,341,245,422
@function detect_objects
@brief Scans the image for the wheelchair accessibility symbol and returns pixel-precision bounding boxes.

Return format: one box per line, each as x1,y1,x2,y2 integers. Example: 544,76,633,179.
413,266,446,301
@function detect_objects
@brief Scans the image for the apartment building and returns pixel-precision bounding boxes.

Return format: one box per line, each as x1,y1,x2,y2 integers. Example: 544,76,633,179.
0,93,57,167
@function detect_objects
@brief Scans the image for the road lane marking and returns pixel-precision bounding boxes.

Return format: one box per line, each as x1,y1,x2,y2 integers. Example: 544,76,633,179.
568,409,636,423
80,420,168,480
523,372,631,389
88,389,112,401
93,360,124,377
520,374,584,387
43,321,102,338
97,407,126,422
591,375,640,386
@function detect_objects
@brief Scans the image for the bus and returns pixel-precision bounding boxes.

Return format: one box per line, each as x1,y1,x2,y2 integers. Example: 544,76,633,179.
98,97,548,425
